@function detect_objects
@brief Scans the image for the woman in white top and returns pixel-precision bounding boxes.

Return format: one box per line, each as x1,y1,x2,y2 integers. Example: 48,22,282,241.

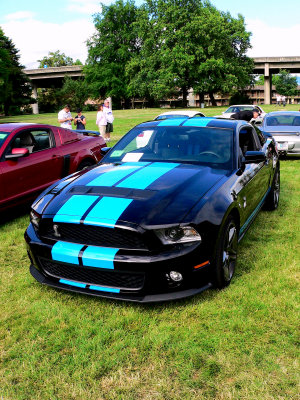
96,104,107,139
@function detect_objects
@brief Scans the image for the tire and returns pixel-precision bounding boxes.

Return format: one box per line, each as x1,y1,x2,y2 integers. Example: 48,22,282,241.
264,167,280,211
77,159,94,171
213,217,238,289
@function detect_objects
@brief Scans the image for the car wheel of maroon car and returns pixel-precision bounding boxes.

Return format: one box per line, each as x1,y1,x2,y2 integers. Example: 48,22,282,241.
77,159,95,171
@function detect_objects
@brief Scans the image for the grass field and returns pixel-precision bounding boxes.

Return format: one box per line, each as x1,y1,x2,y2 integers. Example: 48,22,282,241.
0,106,299,399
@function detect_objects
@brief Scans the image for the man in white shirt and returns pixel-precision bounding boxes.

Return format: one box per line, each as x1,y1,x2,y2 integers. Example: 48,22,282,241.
58,105,73,129
103,99,114,141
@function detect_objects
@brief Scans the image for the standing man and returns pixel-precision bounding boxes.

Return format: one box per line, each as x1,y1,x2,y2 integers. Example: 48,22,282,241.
74,108,86,130
103,98,114,142
58,104,73,129
231,108,260,122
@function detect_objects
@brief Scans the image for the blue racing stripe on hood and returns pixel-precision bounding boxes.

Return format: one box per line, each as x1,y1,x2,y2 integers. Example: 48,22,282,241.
86,162,149,187
82,246,119,269
117,162,179,190
53,195,98,224
83,197,133,227
52,241,83,264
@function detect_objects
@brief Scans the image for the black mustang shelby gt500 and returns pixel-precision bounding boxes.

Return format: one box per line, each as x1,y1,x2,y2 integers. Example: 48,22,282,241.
25,118,280,302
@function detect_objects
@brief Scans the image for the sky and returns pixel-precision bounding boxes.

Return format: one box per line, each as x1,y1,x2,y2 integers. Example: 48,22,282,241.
1,0,300,69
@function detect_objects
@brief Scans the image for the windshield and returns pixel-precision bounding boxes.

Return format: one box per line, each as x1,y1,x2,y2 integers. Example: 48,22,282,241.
0,132,10,149
226,106,254,113
103,125,234,170
266,114,300,126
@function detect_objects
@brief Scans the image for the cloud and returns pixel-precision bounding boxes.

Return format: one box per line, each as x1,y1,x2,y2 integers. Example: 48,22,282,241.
66,0,110,15
247,19,300,57
2,17,96,68
5,11,36,21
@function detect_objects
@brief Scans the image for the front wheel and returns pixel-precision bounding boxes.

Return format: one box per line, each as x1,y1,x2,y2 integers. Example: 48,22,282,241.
264,167,280,211
213,217,238,289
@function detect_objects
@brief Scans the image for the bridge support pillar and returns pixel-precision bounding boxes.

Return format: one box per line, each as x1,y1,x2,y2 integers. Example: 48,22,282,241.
264,63,272,105
31,84,39,114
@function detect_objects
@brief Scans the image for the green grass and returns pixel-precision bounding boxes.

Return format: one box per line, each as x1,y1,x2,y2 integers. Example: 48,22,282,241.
0,107,299,399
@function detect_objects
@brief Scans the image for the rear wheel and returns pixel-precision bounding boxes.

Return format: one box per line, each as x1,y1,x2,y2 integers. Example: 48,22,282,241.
264,167,280,211
213,217,238,289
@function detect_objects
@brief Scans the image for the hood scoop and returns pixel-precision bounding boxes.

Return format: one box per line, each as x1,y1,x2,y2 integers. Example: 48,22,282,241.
68,185,156,201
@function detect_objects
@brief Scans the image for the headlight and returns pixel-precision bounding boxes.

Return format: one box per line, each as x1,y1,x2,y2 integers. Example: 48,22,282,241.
30,209,41,231
155,226,201,245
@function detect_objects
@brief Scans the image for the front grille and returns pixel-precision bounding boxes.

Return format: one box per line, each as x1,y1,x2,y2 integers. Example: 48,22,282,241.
39,258,145,290
40,222,149,250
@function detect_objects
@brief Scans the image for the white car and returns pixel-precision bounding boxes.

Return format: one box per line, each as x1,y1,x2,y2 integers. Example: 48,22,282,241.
155,110,205,120
214,105,266,122
136,110,206,148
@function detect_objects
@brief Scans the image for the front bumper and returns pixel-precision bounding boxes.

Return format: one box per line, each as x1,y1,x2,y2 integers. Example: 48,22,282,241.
25,223,213,303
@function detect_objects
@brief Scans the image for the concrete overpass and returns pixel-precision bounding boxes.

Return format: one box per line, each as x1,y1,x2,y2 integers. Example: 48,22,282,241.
24,65,83,114
24,57,300,113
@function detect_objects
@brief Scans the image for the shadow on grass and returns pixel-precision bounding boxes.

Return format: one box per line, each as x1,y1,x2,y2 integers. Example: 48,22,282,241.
0,204,31,226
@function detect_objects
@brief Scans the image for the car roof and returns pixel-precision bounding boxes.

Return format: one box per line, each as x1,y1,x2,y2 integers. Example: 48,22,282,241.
266,111,300,116
0,122,41,132
137,117,246,130
157,110,203,117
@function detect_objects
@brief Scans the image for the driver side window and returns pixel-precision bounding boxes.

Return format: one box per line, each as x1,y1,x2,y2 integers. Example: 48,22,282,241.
11,130,53,154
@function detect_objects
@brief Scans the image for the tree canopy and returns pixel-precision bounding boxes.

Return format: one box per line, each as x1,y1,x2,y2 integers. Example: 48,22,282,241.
275,69,298,99
38,51,82,68
0,27,33,115
85,0,139,107
86,0,253,106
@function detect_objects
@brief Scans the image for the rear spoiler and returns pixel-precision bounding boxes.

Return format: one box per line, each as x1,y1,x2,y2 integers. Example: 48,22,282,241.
73,129,100,137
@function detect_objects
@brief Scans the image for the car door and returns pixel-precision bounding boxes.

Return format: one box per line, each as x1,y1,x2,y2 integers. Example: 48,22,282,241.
0,127,64,206
233,126,270,227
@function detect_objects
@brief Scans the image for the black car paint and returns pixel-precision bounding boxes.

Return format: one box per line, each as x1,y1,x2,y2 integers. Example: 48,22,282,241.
25,119,279,302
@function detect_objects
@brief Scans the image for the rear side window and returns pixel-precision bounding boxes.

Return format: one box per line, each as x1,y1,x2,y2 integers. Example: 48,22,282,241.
0,132,10,149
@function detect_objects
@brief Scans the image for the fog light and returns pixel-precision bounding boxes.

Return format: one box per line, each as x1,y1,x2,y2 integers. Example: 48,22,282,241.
169,271,183,282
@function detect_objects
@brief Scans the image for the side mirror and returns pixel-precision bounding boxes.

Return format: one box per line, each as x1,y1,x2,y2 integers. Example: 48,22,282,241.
5,148,29,160
243,151,266,164
100,146,111,155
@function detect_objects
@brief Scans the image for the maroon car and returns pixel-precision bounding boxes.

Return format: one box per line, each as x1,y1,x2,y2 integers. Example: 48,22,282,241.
0,123,106,211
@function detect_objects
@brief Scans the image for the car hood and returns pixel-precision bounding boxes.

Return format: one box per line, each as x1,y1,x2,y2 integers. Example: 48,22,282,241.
43,162,227,229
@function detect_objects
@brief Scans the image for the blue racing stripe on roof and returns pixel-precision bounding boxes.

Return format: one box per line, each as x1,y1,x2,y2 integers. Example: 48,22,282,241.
53,195,98,224
82,246,119,269
52,241,83,265
59,279,86,288
89,285,120,293
83,197,133,227
157,118,186,126
86,162,149,187
117,162,179,190
183,118,214,127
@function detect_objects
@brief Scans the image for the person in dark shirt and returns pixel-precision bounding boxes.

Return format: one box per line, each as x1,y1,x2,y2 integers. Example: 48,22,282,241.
231,109,260,122
74,108,86,130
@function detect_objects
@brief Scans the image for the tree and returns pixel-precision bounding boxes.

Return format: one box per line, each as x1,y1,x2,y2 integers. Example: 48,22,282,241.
127,0,253,106
275,69,298,102
59,76,91,110
0,27,34,115
85,0,139,107
38,51,82,68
